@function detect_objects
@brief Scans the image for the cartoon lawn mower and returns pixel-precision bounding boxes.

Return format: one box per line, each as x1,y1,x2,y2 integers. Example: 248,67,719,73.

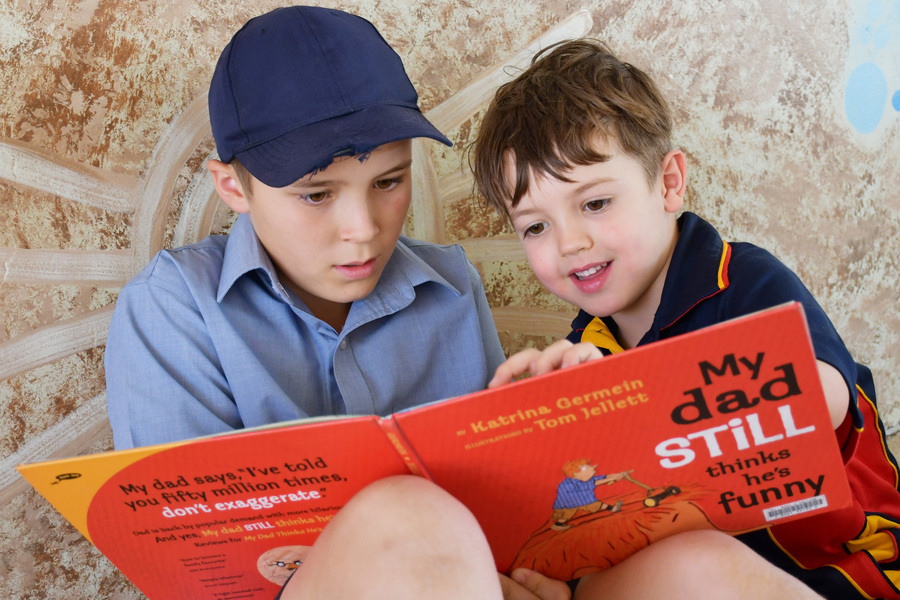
623,473,680,507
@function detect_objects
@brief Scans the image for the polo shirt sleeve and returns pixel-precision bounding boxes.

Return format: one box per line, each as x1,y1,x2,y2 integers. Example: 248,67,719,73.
724,244,858,399
105,252,241,449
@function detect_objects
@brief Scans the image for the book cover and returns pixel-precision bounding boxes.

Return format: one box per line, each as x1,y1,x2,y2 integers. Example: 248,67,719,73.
17,302,851,598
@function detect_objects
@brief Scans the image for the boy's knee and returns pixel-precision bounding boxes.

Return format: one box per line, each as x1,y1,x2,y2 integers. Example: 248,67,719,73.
346,475,458,518
353,473,437,499
289,476,501,600
645,530,777,581
578,530,819,599
335,475,484,547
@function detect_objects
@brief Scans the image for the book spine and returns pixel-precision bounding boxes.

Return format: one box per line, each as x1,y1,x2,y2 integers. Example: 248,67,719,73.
378,417,433,480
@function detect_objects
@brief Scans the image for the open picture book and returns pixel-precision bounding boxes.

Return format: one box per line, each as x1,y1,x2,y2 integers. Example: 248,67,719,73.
18,302,851,599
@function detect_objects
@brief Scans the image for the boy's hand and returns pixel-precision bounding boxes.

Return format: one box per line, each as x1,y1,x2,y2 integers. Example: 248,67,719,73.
499,569,572,600
597,470,630,484
489,340,603,388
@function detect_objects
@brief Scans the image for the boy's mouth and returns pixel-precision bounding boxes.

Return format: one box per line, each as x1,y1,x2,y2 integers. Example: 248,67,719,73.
335,257,377,280
572,262,610,280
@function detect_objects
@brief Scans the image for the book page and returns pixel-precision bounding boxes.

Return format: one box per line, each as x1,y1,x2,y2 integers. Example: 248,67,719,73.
19,416,411,599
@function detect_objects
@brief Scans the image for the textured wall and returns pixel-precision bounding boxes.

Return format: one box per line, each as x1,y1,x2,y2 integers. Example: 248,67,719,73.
1,0,898,597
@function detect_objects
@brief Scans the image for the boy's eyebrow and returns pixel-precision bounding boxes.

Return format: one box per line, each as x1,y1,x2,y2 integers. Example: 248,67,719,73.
508,176,618,219
570,176,616,195
290,159,414,189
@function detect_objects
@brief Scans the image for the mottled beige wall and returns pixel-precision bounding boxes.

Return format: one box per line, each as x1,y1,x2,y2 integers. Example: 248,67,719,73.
1,0,898,597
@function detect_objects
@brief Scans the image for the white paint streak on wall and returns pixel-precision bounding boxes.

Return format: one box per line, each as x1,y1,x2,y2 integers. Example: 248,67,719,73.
0,141,138,213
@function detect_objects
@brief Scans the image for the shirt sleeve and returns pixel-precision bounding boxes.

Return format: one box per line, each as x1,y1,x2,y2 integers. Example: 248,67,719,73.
724,244,858,399
105,255,241,449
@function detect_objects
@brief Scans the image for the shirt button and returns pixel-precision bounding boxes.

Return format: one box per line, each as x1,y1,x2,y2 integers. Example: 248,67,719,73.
339,340,348,350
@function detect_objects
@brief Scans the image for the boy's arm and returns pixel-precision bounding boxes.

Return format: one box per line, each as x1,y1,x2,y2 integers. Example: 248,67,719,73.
105,279,240,449
724,247,858,431
489,340,602,388
818,360,851,429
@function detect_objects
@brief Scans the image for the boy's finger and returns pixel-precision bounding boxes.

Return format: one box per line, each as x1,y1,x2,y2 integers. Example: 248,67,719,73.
488,349,543,388
499,572,538,600
509,568,572,600
558,343,603,369
530,340,577,376
533,340,602,375
490,340,599,387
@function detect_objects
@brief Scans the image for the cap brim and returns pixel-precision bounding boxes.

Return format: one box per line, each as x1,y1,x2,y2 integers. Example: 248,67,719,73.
233,104,452,188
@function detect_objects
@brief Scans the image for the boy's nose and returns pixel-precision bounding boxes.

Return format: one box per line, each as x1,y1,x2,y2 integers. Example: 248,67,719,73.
557,221,593,255
339,198,380,242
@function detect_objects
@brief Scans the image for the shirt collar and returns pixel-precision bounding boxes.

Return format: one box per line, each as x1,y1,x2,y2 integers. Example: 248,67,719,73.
218,214,278,302
655,211,731,330
382,237,461,294
345,237,462,328
217,217,461,309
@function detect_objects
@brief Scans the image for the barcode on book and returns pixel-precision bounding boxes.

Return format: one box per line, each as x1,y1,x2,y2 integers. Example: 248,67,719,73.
763,496,828,522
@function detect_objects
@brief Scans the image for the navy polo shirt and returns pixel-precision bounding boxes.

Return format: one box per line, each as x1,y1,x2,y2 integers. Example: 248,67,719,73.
566,211,859,404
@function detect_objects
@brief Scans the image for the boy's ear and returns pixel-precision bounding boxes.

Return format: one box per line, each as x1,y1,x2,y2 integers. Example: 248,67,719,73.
207,159,251,214
659,150,687,213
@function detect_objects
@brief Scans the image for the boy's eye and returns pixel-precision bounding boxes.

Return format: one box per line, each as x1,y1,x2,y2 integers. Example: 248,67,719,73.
374,176,403,191
300,191,330,204
524,222,546,237
585,198,610,212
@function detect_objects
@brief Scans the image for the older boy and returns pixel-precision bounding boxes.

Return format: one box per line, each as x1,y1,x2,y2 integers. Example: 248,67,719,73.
472,39,900,599
105,6,505,450
104,7,528,599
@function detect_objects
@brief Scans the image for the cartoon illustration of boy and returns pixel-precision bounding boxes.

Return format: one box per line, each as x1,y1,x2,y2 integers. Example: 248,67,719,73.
551,459,629,531
257,545,311,586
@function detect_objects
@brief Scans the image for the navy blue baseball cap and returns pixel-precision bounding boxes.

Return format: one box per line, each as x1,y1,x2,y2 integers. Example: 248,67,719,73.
209,6,452,188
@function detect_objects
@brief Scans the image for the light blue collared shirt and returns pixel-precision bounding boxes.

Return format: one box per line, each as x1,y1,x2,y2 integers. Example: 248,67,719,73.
106,215,505,449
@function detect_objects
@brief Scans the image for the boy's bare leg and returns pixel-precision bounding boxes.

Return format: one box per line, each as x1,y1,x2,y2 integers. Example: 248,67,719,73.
280,475,503,600
573,530,823,599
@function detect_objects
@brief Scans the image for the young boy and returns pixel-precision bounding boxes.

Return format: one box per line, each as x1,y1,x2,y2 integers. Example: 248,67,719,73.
104,6,505,450
104,7,533,599
472,39,900,599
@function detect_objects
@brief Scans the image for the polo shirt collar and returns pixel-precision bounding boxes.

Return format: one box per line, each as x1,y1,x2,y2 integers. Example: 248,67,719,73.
654,211,731,330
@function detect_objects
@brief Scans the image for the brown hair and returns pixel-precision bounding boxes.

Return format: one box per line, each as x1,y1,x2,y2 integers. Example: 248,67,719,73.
562,458,593,478
471,39,673,216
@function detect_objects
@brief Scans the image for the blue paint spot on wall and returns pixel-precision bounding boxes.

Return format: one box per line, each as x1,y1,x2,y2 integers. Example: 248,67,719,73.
874,24,890,48
846,63,888,133
844,0,898,133
867,0,883,22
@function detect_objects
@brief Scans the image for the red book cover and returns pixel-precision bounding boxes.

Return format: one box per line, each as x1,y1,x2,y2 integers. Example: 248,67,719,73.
392,302,849,579
17,302,851,598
